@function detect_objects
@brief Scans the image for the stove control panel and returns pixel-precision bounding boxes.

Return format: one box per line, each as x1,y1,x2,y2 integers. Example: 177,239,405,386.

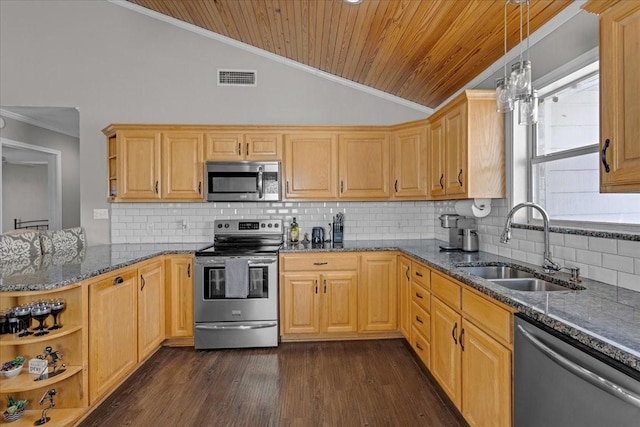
214,219,282,234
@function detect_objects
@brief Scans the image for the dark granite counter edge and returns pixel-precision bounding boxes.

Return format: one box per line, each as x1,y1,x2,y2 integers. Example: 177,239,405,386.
280,244,640,372
512,223,640,241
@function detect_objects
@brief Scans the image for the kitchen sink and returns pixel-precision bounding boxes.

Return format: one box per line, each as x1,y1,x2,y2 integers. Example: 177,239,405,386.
489,278,570,292
457,265,535,280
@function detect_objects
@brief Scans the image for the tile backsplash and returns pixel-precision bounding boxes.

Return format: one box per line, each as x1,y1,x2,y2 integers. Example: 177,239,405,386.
111,199,640,292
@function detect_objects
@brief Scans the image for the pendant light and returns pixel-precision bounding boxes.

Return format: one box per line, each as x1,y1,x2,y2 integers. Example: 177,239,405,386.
496,0,538,125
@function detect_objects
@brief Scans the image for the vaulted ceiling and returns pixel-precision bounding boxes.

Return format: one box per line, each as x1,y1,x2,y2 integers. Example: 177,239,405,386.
127,0,572,109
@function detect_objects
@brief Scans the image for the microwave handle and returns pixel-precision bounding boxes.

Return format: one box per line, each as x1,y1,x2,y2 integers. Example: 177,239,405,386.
257,168,264,199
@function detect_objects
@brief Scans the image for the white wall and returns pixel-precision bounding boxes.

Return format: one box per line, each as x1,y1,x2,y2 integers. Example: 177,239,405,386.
0,0,426,245
2,163,48,231
0,116,80,230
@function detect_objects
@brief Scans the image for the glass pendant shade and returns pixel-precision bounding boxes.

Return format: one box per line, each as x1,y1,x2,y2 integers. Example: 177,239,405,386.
496,77,514,113
518,91,538,125
511,60,532,99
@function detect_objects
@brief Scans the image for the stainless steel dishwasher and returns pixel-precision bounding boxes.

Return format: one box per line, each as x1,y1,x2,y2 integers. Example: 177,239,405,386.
514,315,640,427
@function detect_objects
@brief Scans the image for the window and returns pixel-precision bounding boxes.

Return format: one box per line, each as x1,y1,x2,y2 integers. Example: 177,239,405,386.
527,63,640,227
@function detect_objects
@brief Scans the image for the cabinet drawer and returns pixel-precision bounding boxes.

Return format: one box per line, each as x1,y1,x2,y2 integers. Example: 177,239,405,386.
411,261,430,289
281,254,358,271
462,289,512,344
411,325,431,368
411,282,430,313
431,272,461,309
411,301,430,341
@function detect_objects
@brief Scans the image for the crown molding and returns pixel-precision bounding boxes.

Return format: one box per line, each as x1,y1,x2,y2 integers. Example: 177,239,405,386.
0,109,79,138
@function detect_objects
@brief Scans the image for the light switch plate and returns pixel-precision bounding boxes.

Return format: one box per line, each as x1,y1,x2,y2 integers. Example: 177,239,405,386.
93,209,109,220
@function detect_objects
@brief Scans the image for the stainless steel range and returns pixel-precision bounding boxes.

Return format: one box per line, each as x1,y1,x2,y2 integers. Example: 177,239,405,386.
194,219,282,349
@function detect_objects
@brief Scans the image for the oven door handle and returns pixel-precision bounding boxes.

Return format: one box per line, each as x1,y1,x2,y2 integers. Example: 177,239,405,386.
195,259,276,267
195,322,277,331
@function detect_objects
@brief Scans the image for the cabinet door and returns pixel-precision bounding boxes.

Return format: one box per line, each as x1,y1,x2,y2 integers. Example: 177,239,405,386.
339,133,390,199
281,272,321,334
119,130,161,199
204,132,244,161
397,256,412,339
284,133,338,199
428,118,446,197
358,254,397,332
599,2,640,192
162,132,204,200
246,133,283,160
461,320,511,427
138,259,165,361
393,127,427,199
431,297,462,408
165,255,194,338
445,104,467,196
89,269,138,404
322,271,358,333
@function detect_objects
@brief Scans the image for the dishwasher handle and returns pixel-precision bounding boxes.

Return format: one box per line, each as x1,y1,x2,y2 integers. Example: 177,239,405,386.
517,324,640,409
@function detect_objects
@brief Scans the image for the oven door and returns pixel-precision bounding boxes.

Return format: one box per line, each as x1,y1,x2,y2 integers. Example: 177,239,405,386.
194,255,278,323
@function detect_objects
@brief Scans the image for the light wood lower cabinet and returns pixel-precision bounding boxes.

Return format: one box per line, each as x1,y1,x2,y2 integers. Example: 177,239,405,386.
397,255,412,339
429,272,514,427
137,258,165,361
88,267,138,405
359,253,397,332
165,255,194,338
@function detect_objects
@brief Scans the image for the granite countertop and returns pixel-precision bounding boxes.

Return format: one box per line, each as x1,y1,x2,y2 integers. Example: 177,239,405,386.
282,239,640,373
2,239,639,373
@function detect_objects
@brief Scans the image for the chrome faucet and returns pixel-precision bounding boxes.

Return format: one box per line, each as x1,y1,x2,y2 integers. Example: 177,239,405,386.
500,202,561,273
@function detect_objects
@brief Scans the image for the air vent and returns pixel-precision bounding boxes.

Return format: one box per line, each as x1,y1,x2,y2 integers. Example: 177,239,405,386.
218,69,257,87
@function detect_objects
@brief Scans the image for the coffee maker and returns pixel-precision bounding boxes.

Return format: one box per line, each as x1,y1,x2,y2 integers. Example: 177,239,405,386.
439,214,477,251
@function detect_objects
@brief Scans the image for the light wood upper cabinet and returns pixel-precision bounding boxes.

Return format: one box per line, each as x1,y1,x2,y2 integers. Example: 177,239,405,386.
103,125,203,202
358,253,397,332
88,268,138,404
162,132,204,200
137,258,165,361
204,132,282,161
392,125,428,199
118,130,162,200
165,255,194,339
284,132,339,199
339,132,390,199
584,1,640,192
428,90,505,199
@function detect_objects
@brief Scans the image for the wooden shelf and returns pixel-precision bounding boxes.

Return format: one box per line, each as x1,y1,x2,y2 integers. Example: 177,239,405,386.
0,366,82,393
0,326,82,346
1,408,85,427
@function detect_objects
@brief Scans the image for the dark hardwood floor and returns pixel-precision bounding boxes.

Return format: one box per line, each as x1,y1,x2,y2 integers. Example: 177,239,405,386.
79,340,466,427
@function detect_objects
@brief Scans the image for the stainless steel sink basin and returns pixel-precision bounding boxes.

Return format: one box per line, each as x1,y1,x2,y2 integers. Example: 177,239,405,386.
457,265,535,280
489,278,570,292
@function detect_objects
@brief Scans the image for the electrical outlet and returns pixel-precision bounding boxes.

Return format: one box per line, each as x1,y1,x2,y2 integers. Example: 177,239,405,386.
93,209,109,220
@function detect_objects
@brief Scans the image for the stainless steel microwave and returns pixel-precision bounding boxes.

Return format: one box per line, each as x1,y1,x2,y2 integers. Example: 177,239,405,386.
205,161,281,202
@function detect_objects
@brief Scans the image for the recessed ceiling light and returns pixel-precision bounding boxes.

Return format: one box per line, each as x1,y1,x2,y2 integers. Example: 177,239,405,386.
344,0,363,4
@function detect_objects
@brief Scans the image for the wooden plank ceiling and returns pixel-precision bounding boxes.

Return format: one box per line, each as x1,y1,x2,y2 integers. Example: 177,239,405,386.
127,0,572,108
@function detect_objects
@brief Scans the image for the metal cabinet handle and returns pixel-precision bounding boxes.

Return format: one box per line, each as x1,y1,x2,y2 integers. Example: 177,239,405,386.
323,279,327,293
113,276,124,285
416,316,424,324
237,142,241,155
452,322,458,344
340,181,344,193
416,342,424,351
246,143,249,156
415,292,424,299
415,271,423,277
395,180,398,192
439,174,444,189
140,274,146,291
314,262,328,266
601,139,611,173
155,181,159,194
457,169,463,186
405,266,410,281
516,324,640,408
459,328,465,351
315,280,318,294
198,181,202,194
187,263,191,278
286,181,290,194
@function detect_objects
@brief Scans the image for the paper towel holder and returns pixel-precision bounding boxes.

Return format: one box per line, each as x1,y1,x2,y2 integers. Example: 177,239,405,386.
454,198,492,218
